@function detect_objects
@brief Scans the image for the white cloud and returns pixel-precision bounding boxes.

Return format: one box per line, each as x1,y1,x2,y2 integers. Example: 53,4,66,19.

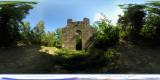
110,7,123,25
93,6,123,25
94,13,106,22
93,0,125,25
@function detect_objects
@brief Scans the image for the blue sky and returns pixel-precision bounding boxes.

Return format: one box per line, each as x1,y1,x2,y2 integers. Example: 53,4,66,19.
1,0,148,31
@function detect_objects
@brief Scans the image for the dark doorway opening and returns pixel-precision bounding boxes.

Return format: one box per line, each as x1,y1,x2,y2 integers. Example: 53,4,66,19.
76,30,82,50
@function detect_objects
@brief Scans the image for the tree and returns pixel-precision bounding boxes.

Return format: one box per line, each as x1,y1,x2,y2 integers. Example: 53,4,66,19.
33,20,45,44
93,14,119,49
47,32,55,47
0,1,36,47
54,28,62,48
141,1,160,42
146,1,160,16
41,32,55,47
118,1,160,44
20,21,32,44
141,14,160,39
118,4,146,41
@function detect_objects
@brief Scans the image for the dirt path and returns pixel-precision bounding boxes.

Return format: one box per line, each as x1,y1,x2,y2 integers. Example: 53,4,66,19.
1,44,160,74
119,44,160,73
0,45,54,73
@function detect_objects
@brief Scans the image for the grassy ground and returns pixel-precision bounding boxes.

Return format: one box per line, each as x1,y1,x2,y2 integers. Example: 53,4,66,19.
39,46,60,55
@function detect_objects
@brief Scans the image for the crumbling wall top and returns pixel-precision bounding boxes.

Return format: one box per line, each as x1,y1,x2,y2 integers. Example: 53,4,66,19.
83,18,89,24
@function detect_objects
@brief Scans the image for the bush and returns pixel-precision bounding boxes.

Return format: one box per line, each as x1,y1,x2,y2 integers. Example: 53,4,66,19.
105,49,121,65
55,49,86,58
54,28,62,48
93,18,120,49
41,32,55,47
87,48,122,72
53,48,122,73
119,30,128,40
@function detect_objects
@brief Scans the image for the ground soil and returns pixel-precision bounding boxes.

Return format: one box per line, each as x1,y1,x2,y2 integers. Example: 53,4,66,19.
0,44,160,73
0,45,54,73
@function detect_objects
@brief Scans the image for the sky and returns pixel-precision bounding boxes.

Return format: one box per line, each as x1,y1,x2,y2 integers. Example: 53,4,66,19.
1,0,149,31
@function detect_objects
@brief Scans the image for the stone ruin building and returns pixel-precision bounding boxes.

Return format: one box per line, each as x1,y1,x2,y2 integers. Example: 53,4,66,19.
62,18,95,50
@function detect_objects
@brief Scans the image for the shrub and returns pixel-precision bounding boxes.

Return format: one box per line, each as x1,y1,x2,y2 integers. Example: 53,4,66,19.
54,48,122,73
41,32,55,47
55,49,86,58
93,18,120,49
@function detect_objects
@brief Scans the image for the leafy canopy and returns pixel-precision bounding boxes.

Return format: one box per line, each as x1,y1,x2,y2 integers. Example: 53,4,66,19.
0,1,37,47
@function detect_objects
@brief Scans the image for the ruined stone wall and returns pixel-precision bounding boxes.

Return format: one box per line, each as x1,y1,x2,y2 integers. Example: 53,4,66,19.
62,18,95,50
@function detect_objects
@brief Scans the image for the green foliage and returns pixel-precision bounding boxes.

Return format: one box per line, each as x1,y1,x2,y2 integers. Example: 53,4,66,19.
19,20,55,47
118,1,160,44
141,14,160,38
33,20,45,44
118,4,146,42
54,48,121,73
54,28,62,48
94,15,119,49
42,32,55,47
0,1,36,5
105,49,120,62
41,32,55,47
0,1,36,47
119,30,128,40
19,21,32,44
41,33,48,46
146,1,160,16
143,1,160,41
55,49,86,58
47,32,55,47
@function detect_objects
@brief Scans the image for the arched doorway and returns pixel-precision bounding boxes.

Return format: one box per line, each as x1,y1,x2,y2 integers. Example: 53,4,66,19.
75,30,82,50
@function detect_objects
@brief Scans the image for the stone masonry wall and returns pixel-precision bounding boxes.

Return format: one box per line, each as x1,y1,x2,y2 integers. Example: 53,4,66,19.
62,18,95,50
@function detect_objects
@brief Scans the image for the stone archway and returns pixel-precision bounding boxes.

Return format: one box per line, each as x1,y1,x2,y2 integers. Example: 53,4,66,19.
62,18,95,50
75,30,82,50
